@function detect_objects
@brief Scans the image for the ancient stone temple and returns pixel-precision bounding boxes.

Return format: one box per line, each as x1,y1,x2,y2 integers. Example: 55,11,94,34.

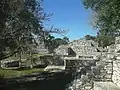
55,39,101,60
55,38,120,90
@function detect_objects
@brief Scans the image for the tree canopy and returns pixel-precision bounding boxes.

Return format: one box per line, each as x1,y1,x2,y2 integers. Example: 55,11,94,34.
83,0,120,36
44,35,69,53
84,35,96,41
0,0,68,60
83,0,120,47
0,0,49,60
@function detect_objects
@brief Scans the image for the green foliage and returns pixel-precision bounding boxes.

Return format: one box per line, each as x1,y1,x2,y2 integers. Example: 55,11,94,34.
85,35,96,41
44,35,69,53
83,0,120,35
96,35,115,47
0,68,44,78
83,0,120,33
84,34,115,47
0,0,48,60
82,0,119,47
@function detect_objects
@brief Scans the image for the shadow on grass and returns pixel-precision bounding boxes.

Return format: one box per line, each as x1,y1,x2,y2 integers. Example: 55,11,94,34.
0,70,73,90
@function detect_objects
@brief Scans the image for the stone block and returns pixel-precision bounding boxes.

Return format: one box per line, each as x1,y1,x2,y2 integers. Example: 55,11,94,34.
107,70,112,74
104,75,112,79
100,69,107,73
94,82,120,90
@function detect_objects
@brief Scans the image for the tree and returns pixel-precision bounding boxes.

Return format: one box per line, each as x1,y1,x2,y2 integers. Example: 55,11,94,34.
44,35,69,53
0,0,68,60
0,0,48,60
82,0,119,46
84,35,96,41
96,35,115,47
53,36,69,48
83,0,120,36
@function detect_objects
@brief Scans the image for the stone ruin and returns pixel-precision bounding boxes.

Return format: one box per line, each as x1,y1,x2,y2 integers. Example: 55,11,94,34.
1,36,120,90
55,39,101,60
1,59,20,69
35,43,49,54
0,42,50,69
55,37,120,90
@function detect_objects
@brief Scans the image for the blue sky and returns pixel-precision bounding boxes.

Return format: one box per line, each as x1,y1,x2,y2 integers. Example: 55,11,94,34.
43,0,97,40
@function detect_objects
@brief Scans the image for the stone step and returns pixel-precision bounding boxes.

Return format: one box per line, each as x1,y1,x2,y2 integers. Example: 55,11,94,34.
94,82,120,90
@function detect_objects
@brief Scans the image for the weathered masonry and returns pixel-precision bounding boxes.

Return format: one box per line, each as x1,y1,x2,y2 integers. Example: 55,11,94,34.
55,39,102,68
55,37,120,90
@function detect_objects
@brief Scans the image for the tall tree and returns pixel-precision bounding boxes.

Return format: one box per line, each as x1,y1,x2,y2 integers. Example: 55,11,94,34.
83,0,120,36
82,0,120,46
0,0,48,60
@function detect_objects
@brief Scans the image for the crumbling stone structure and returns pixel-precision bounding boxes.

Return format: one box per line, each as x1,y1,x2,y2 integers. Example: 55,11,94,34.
56,38,120,90
55,39,101,60
112,37,120,88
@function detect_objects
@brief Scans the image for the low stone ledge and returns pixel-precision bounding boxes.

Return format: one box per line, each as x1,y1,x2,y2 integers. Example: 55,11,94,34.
94,82,120,90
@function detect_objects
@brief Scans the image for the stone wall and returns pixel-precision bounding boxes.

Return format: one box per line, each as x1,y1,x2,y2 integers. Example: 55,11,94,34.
95,60,113,81
71,46,98,53
69,39,98,47
115,44,120,53
54,45,69,56
94,82,120,90
115,37,120,52
36,43,49,54
1,59,20,69
55,39,101,57
112,36,120,88
112,60,120,87
107,44,115,53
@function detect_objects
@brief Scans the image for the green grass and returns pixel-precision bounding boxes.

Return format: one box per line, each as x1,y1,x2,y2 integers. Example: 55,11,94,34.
0,68,44,78
7,53,52,60
0,53,51,78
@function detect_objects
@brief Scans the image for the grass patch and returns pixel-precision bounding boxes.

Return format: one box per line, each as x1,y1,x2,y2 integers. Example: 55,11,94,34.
0,68,44,78
6,53,52,60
